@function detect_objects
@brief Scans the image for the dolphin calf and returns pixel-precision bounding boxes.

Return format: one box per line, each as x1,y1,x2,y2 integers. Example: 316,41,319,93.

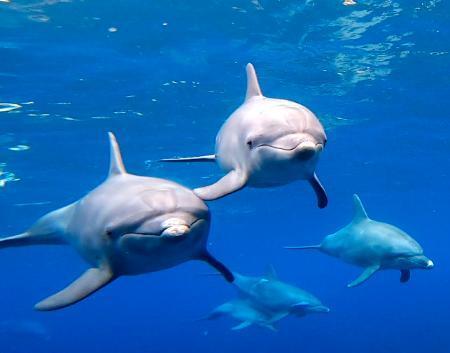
286,194,434,287
0,133,233,311
207,299,280,331
206,268,329,331
162,63,328,208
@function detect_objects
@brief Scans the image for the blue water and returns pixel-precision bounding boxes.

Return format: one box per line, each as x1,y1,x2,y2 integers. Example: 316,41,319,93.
1,0,449,352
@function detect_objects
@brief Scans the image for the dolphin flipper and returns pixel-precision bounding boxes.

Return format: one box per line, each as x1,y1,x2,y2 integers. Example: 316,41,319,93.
194,170,248,201
160,155,216,163
200,252,235,283
232,321,252,330
348,265,380,288
34,267,115,311
400,269,411,283
308,173,328,209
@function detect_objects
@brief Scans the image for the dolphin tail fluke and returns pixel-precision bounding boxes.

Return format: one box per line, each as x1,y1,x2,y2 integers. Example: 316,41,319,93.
309,173,328,209
347,265,380,288
284,245,321,250
160,155,216,163
34,267,115,311
0,205,73,249
0,233,64,249
199,252,235,283
0,233,29,248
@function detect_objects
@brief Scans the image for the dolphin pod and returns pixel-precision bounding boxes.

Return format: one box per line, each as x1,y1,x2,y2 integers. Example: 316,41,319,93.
1,64,434,331
206,268,329,331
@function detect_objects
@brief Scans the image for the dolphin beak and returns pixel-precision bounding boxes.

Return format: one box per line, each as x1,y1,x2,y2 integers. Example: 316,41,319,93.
295,141,321,161
426,259,434,269
161,218,191,237
161,225,190,237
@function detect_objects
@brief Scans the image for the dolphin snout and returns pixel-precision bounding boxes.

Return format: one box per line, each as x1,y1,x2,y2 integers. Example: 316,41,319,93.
161,218,190,237
295,141,320,161
426,259,434,269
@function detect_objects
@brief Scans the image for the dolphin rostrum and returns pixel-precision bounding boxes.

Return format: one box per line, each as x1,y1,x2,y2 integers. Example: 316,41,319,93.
205,268,329,331
286,194,434,287
0,133,234,311
162,63,328,208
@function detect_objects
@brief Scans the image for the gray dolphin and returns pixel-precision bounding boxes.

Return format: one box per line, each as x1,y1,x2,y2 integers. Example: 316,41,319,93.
206,268,329,331
207,299,280,331
162,63,328,208
286,194,434,287
0,133,233,311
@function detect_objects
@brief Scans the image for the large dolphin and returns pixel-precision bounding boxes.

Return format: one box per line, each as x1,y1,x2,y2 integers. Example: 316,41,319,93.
0,133,233,311
205,268,329,331
162,63,328,208
286,194,434,287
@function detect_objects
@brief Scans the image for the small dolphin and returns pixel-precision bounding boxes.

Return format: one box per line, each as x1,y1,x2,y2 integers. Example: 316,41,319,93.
162,63,328,208
205,268,329,331
286,194,434,287
0,133,233,311
207,299,280,331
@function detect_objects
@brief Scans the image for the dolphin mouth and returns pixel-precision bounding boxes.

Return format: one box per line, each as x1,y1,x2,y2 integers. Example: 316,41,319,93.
258,141,323,154
123,219,204,239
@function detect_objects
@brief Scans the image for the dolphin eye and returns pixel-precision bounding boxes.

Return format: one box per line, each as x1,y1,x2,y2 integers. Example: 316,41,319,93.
246,140,253,149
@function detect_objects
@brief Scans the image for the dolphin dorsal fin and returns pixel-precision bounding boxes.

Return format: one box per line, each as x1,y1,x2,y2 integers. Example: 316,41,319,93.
108,132,126,177
245,63,263,101
352,194,369,222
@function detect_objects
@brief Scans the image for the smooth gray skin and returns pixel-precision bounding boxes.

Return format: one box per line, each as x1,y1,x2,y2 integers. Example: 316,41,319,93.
162,63,328,208
287,194,434,287
206,268,329,331
0,133,233,311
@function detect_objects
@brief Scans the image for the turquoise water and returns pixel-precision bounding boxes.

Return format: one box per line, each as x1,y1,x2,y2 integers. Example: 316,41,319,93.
0,1,449,352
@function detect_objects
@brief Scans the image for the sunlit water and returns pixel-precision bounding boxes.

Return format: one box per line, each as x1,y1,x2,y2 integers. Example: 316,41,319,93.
0,1,449,353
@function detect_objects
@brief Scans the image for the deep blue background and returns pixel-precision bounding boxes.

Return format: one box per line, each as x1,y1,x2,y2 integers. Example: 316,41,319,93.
1,1,449,352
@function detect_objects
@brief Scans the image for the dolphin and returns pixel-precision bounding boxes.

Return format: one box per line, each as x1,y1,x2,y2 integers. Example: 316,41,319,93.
0,133,233,311
205,268,329,331
286,194,434,287
206,299,280,331
233,267,330,317
162,63,328,208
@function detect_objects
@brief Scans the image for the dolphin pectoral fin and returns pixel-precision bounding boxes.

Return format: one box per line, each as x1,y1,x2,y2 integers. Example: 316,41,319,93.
262,323,277,332
400,269,411,283
347,265,380,288
308,173,328,209
194,170,247,201
160,155,216,163
232,321,252,331
200,252,235,283
34,267,115,311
